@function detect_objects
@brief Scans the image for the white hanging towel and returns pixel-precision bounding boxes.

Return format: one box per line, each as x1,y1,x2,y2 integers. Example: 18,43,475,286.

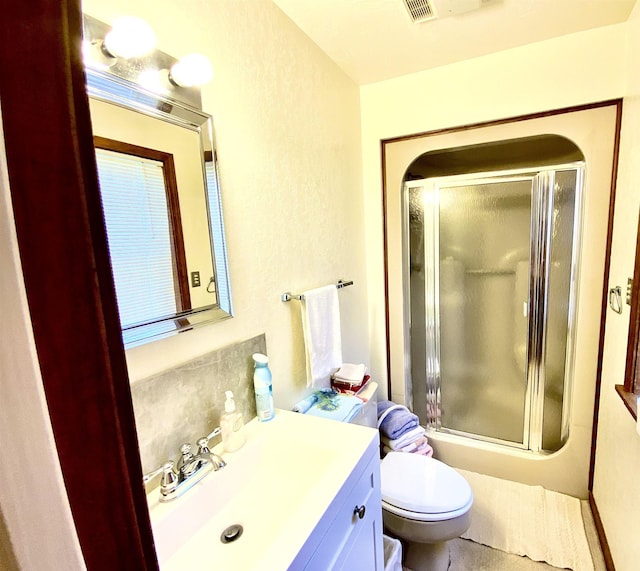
301,285,343,388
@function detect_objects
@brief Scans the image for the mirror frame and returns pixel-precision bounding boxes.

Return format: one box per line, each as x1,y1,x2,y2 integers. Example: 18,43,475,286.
86,68,233,347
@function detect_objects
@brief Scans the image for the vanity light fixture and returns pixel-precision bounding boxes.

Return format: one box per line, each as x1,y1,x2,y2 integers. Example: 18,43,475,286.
102,16,156,59
83,13,207,109
82,39,115,70
137,68,170,94
169,53,214,87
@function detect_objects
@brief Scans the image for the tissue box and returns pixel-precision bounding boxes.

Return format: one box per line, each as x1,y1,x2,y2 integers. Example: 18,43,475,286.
331,374,370,395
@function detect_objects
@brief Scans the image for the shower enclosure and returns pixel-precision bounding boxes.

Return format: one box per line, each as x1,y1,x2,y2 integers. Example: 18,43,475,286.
406,163,584,453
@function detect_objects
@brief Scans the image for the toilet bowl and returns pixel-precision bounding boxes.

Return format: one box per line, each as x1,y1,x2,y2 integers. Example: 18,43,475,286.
380,451,473,571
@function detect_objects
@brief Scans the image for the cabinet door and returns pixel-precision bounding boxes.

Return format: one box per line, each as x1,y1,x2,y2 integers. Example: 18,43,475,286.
334,500,383,571
303,452,383,570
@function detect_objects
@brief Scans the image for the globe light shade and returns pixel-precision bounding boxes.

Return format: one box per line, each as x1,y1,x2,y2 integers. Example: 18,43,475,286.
169,53,213,87
103,16,156,59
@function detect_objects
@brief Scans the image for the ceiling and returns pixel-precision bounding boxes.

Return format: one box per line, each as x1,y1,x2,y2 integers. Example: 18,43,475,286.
272,0,637,85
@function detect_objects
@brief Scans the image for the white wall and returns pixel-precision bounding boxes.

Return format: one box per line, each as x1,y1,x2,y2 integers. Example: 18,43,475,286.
82,0,368,409
361,24,627,392
0,111,85,568
592,4,640,570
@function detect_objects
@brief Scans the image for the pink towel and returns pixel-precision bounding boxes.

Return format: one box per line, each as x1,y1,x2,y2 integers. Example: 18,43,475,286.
414,443,434,457
382,436,433,457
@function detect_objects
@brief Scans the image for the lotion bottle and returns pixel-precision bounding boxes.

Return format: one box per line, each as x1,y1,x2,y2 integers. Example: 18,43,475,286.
252,353,275,421
220,390,245,452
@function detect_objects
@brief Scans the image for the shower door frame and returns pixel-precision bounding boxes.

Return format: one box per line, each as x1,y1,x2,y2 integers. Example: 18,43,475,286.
404,162,585,453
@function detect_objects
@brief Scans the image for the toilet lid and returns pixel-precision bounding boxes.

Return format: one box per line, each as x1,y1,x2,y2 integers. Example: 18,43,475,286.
380,452,473,519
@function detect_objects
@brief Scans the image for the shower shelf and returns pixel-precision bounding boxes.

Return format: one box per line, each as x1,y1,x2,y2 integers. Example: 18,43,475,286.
465,269,516,275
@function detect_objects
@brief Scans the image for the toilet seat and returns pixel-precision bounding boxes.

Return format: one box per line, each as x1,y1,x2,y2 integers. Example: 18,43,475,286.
380,452,473,522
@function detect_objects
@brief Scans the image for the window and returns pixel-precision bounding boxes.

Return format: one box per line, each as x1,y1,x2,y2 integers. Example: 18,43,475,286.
94,137,190,344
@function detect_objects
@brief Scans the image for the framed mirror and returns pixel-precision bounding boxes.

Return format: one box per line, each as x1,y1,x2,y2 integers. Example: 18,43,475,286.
86,68,232,347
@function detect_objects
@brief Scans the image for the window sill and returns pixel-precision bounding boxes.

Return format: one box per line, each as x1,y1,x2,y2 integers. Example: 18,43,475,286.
615,385,638,421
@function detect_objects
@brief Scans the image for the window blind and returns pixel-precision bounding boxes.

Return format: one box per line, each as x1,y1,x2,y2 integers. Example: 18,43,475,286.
95,149,178,343
206,162,231,313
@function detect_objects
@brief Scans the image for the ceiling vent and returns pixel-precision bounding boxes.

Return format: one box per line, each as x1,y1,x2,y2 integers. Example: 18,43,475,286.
402,0,485,23
402,0,437,24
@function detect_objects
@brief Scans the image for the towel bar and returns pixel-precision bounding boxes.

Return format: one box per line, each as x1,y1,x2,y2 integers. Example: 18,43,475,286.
281,280,353,302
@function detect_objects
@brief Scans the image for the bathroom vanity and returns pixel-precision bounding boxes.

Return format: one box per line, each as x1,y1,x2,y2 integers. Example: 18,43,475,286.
148,410,384,570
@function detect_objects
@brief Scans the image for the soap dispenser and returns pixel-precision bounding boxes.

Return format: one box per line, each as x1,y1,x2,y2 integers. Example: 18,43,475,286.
220,390,246,453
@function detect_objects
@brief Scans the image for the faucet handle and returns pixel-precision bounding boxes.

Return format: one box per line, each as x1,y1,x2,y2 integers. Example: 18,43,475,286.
207,426,222,440
160,461,178,495
196,436,227,470
178,443,200,478
197,437,211,454
143,464,164,485
197,426,222,454
178,443,195,467
143,461,178,497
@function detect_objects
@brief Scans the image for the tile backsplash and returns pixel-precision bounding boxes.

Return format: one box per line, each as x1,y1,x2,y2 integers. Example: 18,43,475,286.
131,334,265,473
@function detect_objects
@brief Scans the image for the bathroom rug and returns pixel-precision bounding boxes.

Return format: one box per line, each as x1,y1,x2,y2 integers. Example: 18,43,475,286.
458,469,593,571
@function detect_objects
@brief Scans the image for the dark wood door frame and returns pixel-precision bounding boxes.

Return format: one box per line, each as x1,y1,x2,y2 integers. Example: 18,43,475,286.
0,2,158,569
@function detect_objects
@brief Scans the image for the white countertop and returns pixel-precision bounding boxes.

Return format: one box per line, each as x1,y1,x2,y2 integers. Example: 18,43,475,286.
148,409,378,570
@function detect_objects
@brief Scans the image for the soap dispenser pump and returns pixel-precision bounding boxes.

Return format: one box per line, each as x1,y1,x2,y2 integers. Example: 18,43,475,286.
220,390,246,453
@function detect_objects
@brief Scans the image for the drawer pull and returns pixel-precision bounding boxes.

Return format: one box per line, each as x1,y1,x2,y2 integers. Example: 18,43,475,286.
354,505,366,520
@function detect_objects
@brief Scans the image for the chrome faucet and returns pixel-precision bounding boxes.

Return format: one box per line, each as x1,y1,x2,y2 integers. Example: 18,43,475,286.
143,428,225,502
195,437,226,470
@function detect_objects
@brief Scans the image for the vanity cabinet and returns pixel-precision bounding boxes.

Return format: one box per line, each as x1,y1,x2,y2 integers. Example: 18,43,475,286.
150,411,384,571
291,438,384,571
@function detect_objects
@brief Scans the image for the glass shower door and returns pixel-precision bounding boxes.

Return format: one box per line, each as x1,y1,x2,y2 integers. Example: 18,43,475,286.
407,163,583,452
434,177,534,445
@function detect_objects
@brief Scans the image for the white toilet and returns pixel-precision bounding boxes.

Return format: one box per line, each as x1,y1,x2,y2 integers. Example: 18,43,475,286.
380,451,473,571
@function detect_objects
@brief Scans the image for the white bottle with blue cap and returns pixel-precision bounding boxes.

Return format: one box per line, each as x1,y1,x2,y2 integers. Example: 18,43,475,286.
252,353,275,421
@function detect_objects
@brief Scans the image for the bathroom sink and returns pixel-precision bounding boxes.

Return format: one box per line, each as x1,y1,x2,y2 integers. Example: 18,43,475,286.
148,409,377,570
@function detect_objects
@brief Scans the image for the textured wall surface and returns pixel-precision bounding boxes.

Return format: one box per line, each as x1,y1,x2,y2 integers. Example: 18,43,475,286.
82,0,368,412
592,5,640,570
132,334,264,473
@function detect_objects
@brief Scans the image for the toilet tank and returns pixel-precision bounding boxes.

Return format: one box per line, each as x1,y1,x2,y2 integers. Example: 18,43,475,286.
349,382,378,428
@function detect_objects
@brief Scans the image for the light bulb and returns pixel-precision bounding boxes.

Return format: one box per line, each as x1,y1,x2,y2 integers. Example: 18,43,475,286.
82,40,92,64
83,39,117,70
103,16,156,59
138,68,169,94
169,53,213,87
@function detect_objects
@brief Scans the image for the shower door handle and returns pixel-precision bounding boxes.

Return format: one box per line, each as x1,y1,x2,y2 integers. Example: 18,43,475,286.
609,286,623,315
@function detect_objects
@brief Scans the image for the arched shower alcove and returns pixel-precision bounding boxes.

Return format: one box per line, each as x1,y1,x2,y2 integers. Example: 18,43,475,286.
404,135,584,454
382,102,621,497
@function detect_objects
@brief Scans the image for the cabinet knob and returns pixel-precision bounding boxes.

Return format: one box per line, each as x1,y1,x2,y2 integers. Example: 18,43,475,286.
354,505,366,520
